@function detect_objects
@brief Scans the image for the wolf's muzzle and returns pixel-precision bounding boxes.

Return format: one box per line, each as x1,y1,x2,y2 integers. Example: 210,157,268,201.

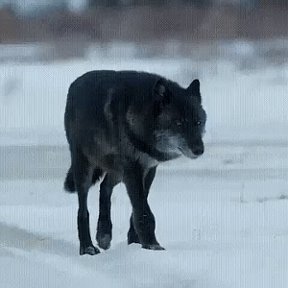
192,145,204,156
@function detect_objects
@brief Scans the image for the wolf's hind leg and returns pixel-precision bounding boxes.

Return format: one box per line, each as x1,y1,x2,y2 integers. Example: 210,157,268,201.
73,148,100,256
96,173,121,250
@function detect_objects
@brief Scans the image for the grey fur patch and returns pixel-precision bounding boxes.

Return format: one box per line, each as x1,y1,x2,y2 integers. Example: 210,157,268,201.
154,130,199,159
154,130,183,154
104,88,114,124
126,107,144,135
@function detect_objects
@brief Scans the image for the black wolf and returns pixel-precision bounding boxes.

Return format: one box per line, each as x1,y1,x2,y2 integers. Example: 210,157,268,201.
64,70,206,255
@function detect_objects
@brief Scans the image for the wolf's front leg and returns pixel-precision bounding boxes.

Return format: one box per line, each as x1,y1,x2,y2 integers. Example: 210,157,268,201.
124,163,164,251
127,166,157,245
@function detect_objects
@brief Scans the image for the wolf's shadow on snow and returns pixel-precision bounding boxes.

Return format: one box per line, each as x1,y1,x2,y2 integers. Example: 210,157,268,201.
0,221,76,257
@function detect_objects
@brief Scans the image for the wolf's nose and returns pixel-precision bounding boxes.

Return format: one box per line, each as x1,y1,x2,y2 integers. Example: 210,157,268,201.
193,146,204,156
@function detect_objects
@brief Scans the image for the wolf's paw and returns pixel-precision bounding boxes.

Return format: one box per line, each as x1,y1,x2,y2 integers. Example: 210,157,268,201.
142,244,165,251
79,245,100,256
96,234,111,250
127,231,140,245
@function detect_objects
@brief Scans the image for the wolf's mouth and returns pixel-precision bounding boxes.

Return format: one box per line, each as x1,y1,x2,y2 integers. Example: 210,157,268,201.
177,147,199,159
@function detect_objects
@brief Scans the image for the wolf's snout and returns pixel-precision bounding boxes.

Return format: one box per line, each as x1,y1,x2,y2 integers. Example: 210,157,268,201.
192,145,204,156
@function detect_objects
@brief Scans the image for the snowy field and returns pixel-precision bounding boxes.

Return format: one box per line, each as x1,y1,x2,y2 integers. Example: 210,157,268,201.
0,41,288,287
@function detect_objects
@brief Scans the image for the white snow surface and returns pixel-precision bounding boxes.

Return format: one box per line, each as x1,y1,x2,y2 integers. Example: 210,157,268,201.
0,42,288,287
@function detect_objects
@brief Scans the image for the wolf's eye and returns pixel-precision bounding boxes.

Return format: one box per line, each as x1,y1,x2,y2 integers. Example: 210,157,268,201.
194,120,202,126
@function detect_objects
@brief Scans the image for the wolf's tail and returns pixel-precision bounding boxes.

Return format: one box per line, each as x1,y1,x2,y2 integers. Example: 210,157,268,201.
64,166,103,193
64,167,76,192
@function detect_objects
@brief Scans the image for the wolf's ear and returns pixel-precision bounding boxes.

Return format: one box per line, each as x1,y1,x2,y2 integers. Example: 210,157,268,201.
187,79,201,103
153,78,170,116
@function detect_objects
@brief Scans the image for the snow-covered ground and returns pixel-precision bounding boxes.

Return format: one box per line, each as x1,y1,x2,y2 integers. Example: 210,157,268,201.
0,41,288,287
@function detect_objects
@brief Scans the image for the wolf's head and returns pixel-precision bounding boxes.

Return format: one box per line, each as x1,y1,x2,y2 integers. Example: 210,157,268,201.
153,78,206,160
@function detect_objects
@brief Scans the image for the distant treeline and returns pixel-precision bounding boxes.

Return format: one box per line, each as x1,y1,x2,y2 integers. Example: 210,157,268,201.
89,0,211,6
1,0,288,17
1,0,288,43
88,0,288,7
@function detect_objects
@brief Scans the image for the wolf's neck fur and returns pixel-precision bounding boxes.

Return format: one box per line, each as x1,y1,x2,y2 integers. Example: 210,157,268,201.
124,119,179,162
